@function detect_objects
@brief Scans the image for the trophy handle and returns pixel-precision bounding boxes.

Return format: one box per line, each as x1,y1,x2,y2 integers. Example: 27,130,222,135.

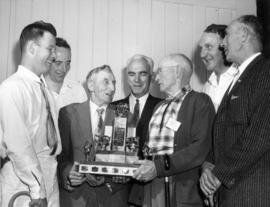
8,191,31,207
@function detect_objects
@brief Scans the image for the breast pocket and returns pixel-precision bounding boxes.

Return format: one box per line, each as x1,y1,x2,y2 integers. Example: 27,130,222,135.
227,95,248,125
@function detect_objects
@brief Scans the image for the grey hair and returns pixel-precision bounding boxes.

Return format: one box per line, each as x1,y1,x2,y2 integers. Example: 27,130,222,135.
126,54,154,74
86,65,113,82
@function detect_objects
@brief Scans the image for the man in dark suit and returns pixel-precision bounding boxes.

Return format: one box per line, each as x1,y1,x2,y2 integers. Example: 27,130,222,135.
57,65,129,207
200,15,270,207
112,54,162,206
133,53,215,207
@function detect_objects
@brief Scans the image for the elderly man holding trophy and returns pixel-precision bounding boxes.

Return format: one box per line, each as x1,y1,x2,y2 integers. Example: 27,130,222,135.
58,65,139,207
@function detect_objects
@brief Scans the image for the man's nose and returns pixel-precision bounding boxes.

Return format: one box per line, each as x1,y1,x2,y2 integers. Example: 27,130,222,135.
221,37,227,48
109,82,115,92
51,48,56,60
135,74,140,82
155,73,159,82
200,48,207,58
62,64,67,72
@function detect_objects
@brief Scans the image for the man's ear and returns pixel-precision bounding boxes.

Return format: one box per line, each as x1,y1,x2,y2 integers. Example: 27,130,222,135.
240,26,249,43
175,67,182,79
26,40,37,56
87,79,94,92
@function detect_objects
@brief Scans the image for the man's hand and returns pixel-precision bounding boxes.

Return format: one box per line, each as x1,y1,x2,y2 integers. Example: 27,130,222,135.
85,174,105,186
68,162,86,187
204,194,215,207
200,167,221,196
29,198,47,207
112,176,130,184
133,160,157,182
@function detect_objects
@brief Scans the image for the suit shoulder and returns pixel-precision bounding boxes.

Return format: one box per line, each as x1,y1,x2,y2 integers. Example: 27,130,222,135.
149,94,163,102
60,101,86,113
186,90,213,105
111,97,129,106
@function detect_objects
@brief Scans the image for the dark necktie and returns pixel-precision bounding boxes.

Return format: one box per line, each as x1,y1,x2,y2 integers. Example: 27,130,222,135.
96,108,104,136
40,79,57,155
132,99,140,126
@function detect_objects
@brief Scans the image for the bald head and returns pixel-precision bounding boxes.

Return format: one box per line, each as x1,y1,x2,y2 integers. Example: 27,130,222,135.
156,53,193,96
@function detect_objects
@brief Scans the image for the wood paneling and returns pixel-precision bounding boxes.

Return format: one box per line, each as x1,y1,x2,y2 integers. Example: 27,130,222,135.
0,0,256,100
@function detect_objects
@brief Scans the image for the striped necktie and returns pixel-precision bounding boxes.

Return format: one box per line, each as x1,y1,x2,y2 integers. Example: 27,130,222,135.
131,99,140,126
96,108,104,136
40,79,57,155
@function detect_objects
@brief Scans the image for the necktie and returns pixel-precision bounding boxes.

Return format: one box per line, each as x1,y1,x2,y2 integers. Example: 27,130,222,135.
96,108,104,136
228,67,240,93
132,99,140,126
40,79,57,155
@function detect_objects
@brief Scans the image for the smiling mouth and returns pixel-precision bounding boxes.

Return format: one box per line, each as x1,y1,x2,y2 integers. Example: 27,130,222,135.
105,93,114,97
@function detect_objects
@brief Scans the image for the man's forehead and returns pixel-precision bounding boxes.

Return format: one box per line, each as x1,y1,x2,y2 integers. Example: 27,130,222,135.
227,20,239,32
128,59,149,71
95,70,115,80
55,46,71,60
40,31,56,43
200,32,221,45
159,58,178,68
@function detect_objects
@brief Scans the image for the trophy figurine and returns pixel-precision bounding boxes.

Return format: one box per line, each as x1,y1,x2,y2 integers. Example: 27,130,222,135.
83,141,92,162
78,103,140,177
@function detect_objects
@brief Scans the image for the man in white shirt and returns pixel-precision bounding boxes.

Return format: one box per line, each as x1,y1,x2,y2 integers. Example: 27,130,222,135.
0,21,61,207
199,24,238,111
43,37,87,111
58,65,129,207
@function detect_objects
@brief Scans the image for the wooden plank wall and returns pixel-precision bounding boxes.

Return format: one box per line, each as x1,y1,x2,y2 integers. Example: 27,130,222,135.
0,0,256,100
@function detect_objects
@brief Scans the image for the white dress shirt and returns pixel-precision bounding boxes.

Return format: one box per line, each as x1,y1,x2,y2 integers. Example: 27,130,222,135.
0,65,61,206
129,93,149,118
42,77,88,111
203,65,238,111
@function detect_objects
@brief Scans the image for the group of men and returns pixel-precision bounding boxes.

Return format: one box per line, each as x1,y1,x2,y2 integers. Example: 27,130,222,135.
0,14,270,207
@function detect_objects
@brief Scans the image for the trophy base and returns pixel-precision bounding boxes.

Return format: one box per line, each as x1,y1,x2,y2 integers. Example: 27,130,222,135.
95,150,139,164
79,161,139,177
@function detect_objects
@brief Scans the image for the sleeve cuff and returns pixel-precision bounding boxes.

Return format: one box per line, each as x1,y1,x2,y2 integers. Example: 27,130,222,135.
154,158,165,177
213,167,236,189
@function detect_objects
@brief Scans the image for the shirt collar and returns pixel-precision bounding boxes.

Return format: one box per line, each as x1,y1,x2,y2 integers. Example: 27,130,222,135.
130,93,149,103
237,52,261,75
89,99,107,112
17,65,41,83
208,65,239,86
167,85,191,100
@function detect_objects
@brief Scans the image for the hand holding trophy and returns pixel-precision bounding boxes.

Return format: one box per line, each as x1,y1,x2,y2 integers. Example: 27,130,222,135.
82,141,105,186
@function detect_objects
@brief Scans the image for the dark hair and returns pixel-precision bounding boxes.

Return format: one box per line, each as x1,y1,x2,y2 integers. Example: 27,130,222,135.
204,24,227,39
86,65,113,82
19,20,57,52
204,24,231,66
56,37,71,50
237,15,263,51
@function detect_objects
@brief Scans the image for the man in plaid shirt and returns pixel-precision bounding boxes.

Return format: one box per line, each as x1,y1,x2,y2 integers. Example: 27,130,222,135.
133,53,215,207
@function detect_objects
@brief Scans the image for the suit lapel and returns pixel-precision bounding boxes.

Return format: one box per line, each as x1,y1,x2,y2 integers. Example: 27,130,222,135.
229,55,262,96
104,104,116,126
139,95,153,126
76,101,93,144
218,55,263,112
